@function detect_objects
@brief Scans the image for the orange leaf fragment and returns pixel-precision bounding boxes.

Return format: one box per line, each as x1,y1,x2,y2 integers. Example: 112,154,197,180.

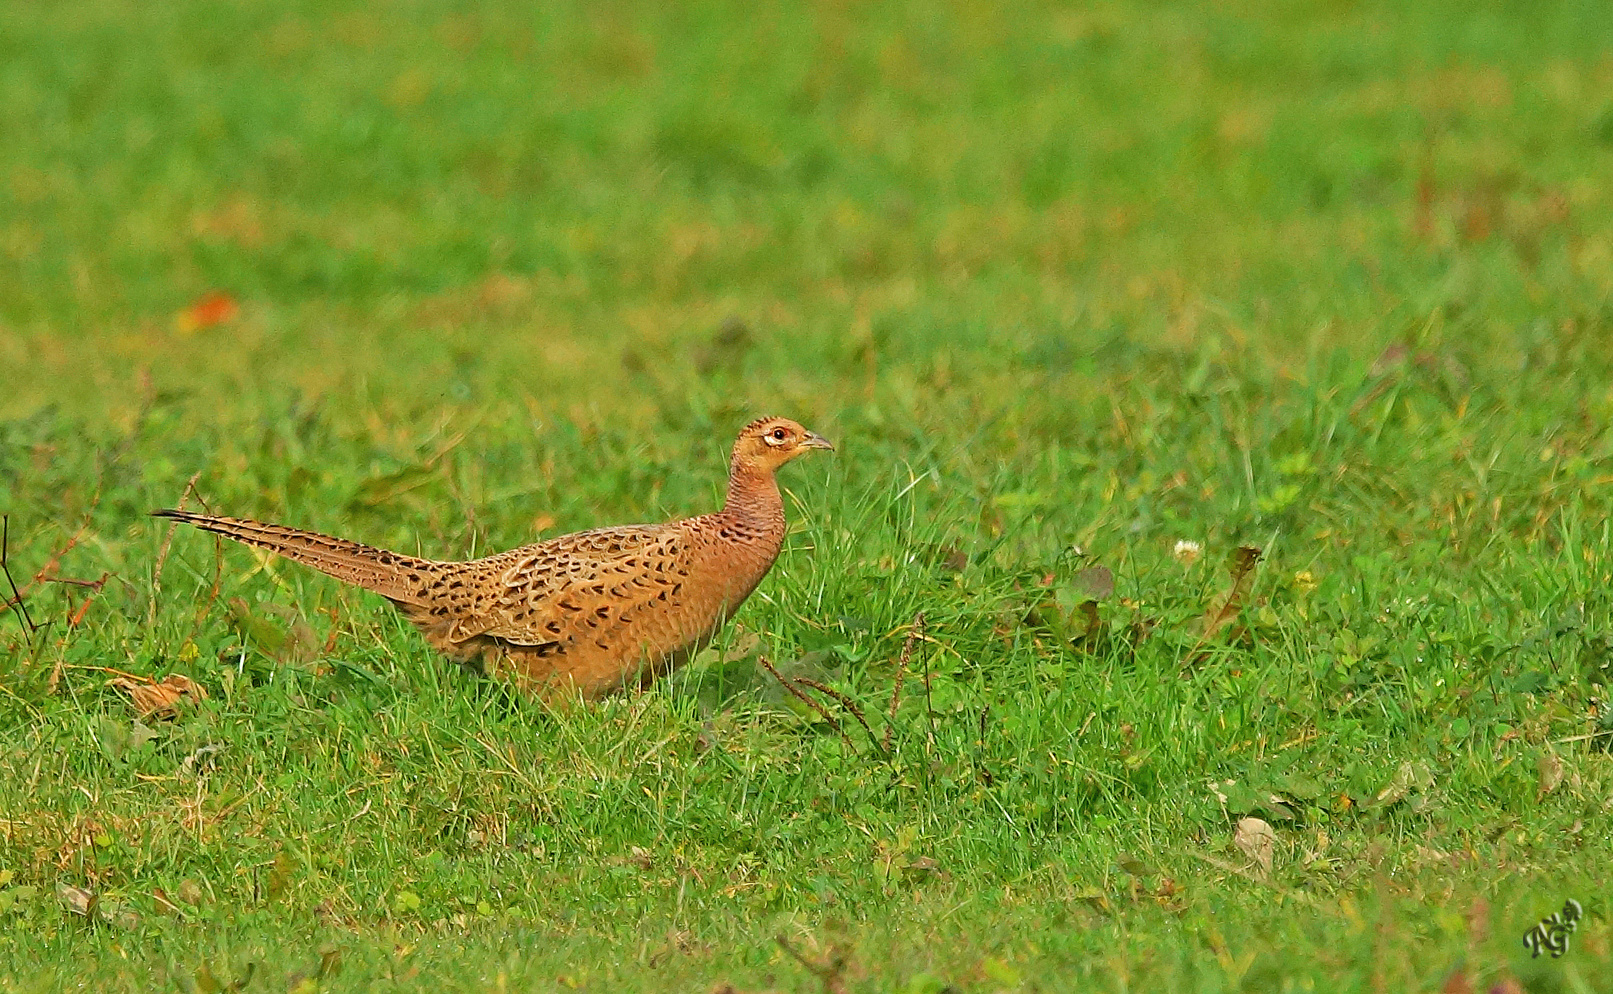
107,673,207,719
175,292,239,334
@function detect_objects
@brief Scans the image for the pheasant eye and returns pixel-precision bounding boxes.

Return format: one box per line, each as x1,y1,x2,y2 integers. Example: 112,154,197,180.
771,428,787,440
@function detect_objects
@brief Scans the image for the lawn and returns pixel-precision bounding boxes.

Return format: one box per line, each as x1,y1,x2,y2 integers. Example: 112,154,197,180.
3,0,1613,990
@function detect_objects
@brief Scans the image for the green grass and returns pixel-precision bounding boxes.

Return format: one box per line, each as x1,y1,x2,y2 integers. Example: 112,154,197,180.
4,0,1613,989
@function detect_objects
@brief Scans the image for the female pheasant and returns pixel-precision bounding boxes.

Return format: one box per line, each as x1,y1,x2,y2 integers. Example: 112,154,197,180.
155,417,833,700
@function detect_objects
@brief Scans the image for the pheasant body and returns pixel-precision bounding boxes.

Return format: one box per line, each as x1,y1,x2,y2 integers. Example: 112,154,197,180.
155,417,831,699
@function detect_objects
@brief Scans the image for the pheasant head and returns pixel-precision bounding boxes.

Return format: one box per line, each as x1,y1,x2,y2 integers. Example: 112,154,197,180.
729,416,834,477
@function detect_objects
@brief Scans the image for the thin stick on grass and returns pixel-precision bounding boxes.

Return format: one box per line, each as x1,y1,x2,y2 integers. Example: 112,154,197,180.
57,663,160,682
47,572,112,592
17,502,101,600
884,611,924,753
793,677,878,752
1,515,39,635
56,571,112,627
759,655,853,750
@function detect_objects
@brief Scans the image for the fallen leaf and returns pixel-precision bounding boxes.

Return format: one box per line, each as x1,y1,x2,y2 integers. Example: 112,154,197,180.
107,673,207,719
55,882,94,916
175,291,240,335
1233,817,1276,876
1200,547,1262,641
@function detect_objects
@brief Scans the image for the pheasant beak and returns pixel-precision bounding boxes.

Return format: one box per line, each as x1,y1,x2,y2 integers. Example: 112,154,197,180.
801,432,835,452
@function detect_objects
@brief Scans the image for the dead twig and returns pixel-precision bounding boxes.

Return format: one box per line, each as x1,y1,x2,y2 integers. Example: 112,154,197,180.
55,572,112,627
884,612,924,753
22,522,92,593
47,573,112,591
759,656,853,750
60,663,160,682
4,517,92,611
1,515,39,635
793,677,879,752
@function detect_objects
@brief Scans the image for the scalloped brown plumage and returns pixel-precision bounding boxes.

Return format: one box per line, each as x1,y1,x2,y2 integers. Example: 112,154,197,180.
154,417,833,700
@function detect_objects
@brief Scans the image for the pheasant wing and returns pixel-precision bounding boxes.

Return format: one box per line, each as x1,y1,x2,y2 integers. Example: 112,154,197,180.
439,524,692,647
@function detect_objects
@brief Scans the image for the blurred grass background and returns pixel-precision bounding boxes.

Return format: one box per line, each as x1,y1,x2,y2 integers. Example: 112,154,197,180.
5,0,1613,990
4,0,1610,426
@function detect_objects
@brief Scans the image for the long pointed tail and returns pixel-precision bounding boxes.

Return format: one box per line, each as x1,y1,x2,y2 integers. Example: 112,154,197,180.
152,509,435,604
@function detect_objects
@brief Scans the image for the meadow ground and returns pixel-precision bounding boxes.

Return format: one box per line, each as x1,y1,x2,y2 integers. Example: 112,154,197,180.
3,0,1613,990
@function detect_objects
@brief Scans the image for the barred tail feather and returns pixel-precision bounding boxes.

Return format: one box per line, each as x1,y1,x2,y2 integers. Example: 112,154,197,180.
152,509,433,604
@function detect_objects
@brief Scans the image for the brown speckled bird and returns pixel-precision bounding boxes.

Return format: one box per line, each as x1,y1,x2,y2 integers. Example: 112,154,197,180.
154,416,833,700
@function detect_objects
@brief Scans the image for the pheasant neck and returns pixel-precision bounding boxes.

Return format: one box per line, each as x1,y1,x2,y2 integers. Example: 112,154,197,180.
722,463,785,533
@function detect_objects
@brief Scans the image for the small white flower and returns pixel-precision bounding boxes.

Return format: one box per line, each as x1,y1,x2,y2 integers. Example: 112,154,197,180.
1172,540,1202,565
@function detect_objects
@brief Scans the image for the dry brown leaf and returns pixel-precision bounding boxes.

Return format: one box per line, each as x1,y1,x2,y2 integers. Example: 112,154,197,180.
107,673,207,719
1233,816,1276,876
56,882,94,916
1200,546,1262,640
